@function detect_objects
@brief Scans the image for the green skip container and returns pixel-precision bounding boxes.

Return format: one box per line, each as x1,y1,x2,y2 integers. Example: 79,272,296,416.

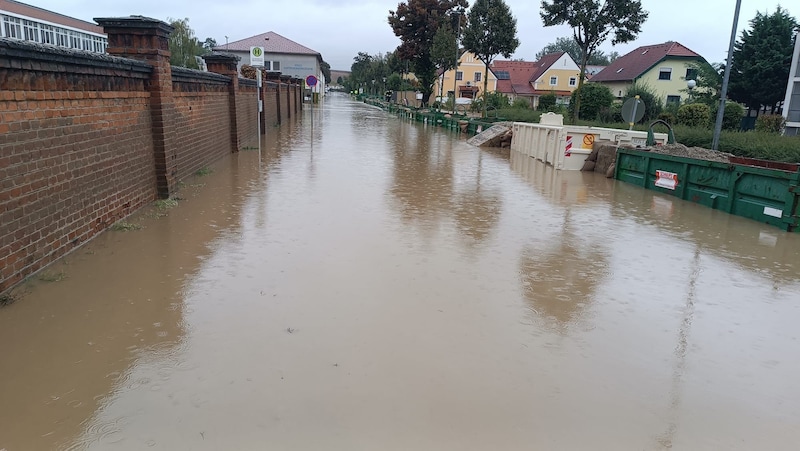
615,148,800,232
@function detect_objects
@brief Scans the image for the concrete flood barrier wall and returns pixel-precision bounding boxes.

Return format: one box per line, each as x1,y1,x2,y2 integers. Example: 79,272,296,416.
363,97,494,136
615,148,800,232
0,17,303,294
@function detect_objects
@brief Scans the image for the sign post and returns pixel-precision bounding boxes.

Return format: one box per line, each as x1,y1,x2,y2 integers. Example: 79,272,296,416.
250,47,265,157
306,75,318,127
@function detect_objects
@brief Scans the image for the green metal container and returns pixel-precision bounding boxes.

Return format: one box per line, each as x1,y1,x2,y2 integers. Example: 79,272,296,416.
615,148,800,232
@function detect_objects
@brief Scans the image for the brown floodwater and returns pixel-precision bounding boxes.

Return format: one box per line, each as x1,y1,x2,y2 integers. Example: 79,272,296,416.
1,94,799,450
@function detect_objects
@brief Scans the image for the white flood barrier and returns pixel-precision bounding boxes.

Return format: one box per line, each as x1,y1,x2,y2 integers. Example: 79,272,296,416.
511,114,668,170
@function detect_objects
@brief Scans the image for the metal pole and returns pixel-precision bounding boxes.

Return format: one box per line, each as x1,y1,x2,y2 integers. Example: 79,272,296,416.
452,12,461,114
712,0,742,151
256,68,262,157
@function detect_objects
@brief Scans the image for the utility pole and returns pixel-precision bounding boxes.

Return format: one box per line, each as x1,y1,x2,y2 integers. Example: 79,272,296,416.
712,0,742,151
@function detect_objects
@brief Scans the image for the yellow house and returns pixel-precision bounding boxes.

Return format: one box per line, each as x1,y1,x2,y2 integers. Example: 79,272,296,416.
432,51,498,102
589,41,706,107
493,52,581,108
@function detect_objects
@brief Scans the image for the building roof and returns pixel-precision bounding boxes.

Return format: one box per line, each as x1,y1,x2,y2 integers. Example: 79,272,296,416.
214,31,322,61
492,60,536,95
0,0,104,34
590,41,703,82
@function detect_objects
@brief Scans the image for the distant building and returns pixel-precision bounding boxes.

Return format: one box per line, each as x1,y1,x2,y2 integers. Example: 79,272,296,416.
0,0,107,52
492,52,581,108
214,31,324,92
782,31,800,136
432,51,498,103
589,41,706,107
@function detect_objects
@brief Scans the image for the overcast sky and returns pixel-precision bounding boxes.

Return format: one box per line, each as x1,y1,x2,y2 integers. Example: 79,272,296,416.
28,0,797,71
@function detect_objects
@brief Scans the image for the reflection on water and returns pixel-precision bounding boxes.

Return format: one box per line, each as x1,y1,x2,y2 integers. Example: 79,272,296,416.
0,97,798,450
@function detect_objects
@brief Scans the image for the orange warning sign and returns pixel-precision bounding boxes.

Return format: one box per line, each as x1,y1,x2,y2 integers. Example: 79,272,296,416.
582,134,595,149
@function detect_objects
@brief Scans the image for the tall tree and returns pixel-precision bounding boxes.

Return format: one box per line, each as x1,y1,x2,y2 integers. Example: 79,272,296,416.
462,0,520,118
728,7,797,113
167,17,204,69
431,22,458,100
540,0,648,122
535,36,616,65
320,61,331,84
389,0,469,106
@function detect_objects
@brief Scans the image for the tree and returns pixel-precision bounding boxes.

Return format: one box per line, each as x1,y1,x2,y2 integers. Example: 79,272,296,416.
535,36,617,65
568,83,613,121
462,0,520,118
683,61,723,107
540,0,648,122
431,22,458,100
320,61,331,84
728,7,797,113
167,17,204,69
389,0,469,107
202,38,217,52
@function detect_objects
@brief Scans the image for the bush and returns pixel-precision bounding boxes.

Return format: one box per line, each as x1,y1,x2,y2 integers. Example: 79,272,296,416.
623,81,662,121
677,103,712,128
512,97,532,109
568,83,614,121
755,114,786,134
491,108,541,123
711,101,745,131
658,112,676,124
537,93,556,111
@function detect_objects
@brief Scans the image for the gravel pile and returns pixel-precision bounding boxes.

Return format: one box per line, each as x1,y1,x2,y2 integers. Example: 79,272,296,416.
630,143,734,163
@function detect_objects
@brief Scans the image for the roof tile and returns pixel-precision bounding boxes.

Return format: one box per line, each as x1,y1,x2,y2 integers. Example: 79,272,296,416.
214,31,321,59
590,41,702,82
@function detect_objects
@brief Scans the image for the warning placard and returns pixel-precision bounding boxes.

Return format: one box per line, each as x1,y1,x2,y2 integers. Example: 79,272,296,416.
654,170,678,190
582,134,595,149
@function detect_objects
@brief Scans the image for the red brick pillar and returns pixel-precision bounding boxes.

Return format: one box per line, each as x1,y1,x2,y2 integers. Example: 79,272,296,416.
203,53,242,148
266,72,282,124
293,78,300,114
96,16,178,199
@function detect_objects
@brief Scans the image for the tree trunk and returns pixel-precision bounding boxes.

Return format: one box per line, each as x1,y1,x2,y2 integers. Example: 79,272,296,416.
482,59,490,119
574,47,589,123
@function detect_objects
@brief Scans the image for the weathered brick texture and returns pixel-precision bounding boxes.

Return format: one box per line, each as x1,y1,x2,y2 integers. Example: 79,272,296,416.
1,17,303,294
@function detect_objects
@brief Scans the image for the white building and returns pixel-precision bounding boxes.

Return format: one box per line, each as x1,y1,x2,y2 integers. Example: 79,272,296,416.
782,31,800,136
0,0,107,53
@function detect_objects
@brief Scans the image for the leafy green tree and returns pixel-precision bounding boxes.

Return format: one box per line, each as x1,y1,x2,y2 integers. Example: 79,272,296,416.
540,0,648,122
535,36,618,65
623,81,662,121
568,83,613,121
431,22,459,100
336,76,344,85
202,38,217,52
683,61,723,107
728,7,798,113
462,0,520,117
389,0,469,106
320,61,331,84
167,18,205,69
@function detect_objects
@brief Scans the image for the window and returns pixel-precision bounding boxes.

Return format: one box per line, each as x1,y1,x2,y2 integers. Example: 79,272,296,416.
666,95,681,104
474,72,481,82
549,76,557,85
658,67,672,80
685,68,697,81
3,15,22,39
569,77,577,86
456,71,463,81
265,61,281,72
23,19,39,42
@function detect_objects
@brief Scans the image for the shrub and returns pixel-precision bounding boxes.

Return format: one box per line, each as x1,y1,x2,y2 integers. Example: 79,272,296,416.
623,81,662,121
568,83,614,121
492,108,541,123
712,101,745,131
677,103,712,128
755,114,786,134
512,97,532,109
658,112,676,124
537,93,556,111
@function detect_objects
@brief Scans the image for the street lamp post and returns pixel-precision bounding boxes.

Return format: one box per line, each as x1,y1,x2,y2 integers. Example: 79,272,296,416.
687,79,696,103
452,9,462,114
712,0,743,151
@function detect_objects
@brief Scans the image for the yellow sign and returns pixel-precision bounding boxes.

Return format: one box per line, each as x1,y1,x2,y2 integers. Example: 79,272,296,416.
582,134,596,149
251,47,263,57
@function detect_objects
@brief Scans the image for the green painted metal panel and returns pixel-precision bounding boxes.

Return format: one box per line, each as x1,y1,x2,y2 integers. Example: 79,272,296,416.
615,148,800,232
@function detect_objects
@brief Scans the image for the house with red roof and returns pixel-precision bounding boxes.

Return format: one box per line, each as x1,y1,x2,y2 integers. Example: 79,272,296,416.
432,51,499,103
214,31,324,91
492,52,581,109
589,41,706,107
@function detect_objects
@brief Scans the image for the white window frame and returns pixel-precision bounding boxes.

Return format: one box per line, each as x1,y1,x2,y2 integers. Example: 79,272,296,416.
569,77,577,86
549,76,558,86
658,67,672,80
474,72,481,82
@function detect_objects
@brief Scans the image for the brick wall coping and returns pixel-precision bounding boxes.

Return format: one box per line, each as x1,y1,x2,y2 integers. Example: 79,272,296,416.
0,37,151,74
239,78,257,87
172,66,231,84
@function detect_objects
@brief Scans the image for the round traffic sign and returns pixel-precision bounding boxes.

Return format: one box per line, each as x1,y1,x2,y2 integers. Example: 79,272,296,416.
305,75,318,87
621,97,645,124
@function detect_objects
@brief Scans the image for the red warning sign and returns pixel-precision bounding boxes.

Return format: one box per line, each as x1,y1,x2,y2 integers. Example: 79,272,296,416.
655,170,678,190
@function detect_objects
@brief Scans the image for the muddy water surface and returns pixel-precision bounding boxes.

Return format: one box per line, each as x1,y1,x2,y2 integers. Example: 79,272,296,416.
1,94,799,450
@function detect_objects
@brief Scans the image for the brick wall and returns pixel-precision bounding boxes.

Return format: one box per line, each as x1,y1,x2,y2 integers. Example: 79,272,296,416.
0,40,155,291
263,82,279,128
1,17,305,295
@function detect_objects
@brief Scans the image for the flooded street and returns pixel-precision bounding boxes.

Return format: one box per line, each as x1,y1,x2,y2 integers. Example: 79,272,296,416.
1,94,800,450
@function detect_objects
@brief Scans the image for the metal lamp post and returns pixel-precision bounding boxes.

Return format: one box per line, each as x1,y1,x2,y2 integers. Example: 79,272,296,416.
712,0,743,150
687,79,697,103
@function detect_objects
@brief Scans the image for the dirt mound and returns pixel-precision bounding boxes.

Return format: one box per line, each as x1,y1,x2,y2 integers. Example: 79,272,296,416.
623,143,733,163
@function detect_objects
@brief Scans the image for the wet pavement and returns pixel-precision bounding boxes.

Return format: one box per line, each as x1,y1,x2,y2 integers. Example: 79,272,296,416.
1,94,799,450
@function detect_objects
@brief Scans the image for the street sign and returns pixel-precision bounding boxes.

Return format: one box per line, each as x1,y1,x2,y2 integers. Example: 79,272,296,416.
305,75,318,87
250,46,264,67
